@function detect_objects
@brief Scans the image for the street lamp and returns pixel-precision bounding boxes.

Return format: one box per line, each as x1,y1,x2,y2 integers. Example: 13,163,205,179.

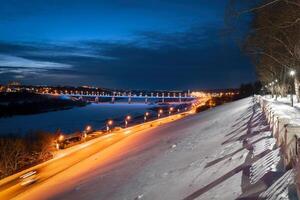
125,115,131,127
290,70,296,76
106,120,113,131
84,125,92,138
169,107,174,115
144,112,149,122
290,70,296,107
158,109,163,118
58,134,64,142
85,125,92,132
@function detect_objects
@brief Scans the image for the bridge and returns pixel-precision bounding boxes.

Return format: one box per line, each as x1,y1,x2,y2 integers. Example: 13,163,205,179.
44,91,196,104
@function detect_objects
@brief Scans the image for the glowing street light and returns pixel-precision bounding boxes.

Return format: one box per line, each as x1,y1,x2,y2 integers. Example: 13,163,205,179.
83,125,92,138
144,112,150,122
169,107,174,115
106,120,113,131
58,134,64,142
85,125,92,132
158,109,163,118
125,115,131,127
289,69,296,107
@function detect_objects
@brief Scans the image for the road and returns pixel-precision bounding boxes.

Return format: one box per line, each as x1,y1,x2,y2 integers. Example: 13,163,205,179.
0,98,209,200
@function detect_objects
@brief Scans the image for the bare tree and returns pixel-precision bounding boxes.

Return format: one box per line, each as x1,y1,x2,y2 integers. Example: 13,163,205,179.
228,0,300,101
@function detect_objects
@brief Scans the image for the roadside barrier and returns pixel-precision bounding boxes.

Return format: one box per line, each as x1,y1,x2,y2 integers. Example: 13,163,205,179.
255,95,300,200
282,124,300,169
255,95,299,169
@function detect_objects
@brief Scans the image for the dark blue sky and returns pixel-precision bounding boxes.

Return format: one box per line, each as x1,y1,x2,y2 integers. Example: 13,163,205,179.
0,0,256,90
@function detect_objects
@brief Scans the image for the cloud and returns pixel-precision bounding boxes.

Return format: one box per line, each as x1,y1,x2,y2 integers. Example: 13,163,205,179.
0,23,255,89
0,54,72,69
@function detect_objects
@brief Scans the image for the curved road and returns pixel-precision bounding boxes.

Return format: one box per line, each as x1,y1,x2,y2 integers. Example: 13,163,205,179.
0,100,206,200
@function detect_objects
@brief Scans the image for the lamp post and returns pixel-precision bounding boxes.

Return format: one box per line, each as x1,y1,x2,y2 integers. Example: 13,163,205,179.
169,107,174,115
84,125,92,138
58,134,64,142
125,115,131,127
290,70,296,107
144,112,149,122
106,120,113,132
158,109,163,118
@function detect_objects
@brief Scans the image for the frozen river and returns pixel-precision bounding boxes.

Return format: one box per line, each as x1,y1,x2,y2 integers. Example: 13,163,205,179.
0,103,158,135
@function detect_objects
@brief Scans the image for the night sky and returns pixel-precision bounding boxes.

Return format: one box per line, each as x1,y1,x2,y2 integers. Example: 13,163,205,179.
0,0,256,90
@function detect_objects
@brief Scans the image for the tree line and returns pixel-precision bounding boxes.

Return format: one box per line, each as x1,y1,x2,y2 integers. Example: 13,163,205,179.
0,132,55,179
229,0,300,99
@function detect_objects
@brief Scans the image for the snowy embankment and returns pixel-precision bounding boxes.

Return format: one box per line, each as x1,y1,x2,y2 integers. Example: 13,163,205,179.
16,97,298,200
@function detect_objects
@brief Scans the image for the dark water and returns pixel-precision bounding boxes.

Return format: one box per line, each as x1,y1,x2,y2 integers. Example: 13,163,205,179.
0,103,158,135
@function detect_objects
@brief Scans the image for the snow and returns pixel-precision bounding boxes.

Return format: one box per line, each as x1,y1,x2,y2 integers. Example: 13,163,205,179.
14,97,297,200
263,96,300,125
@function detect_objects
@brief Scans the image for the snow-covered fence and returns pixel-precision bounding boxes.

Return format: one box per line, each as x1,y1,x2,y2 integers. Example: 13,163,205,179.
276,118,290,147
255,95,300,199
255,96,298,169
281,124,300,169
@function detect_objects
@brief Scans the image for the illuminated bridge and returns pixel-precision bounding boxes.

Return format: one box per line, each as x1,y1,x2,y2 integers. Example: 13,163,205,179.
45,91,196,104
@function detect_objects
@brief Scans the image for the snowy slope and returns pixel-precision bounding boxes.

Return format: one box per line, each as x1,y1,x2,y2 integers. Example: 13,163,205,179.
16,98,297,200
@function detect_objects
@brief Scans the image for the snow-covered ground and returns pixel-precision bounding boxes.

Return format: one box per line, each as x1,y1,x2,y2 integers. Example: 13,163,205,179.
263,96,300,125
15,98,298,200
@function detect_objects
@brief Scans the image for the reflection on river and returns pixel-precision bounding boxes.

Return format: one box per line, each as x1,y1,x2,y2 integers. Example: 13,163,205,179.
0,103,158,135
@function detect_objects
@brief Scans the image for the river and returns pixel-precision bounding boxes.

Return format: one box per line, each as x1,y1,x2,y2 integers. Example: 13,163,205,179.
0,103,161,135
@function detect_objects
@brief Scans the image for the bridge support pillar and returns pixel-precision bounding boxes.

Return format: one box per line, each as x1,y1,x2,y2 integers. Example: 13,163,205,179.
111,96,115,104
145,96,148,104
128,96,131,104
